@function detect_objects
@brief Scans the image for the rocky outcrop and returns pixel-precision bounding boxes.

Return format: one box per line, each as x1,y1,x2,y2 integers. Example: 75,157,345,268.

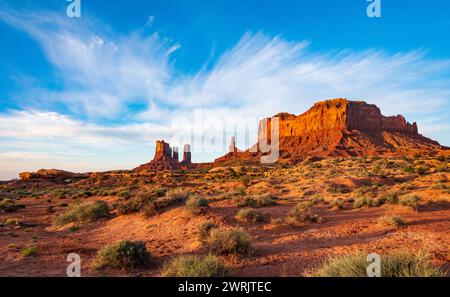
134,140,194,171
254,98,444,158
181,144,192,164
19,169,85,181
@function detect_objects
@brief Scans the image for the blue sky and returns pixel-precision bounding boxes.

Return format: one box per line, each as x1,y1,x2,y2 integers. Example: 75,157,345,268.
0,0,449,180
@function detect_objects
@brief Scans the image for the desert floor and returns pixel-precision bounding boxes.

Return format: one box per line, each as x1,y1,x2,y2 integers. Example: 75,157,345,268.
0,156,449,276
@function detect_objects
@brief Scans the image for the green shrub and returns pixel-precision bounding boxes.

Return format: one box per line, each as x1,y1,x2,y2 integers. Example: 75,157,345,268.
163,254,229,277
142,189,189,217
235,194,276,208
353,197,370,208
0,199,24,213
94,241,150,271
399,195,421,210
5,218,21,227
311,195,325,204
235,208,265,222
155,188,168,197
380,192,399,204
295,201,314,211
327,184,350,194
185,196,209,216
378,215,405,228
21,246,38,257
313,251,444,277
207,228,251,255
54,200,109,225
198,222,219,241
329,198,344,209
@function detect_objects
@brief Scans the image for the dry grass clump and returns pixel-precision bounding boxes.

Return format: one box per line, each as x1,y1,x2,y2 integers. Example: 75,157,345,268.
185,196,209,216
285,202,323,225
235,208,266,223
94,240,150,271
312,250,444,277
54,200,109,225
142,189,190,217
206,228,252,255
163,254,229,277
329,198,345,209
378,215,405,228
235,194,276,208
399,195,421,210
198,222,219,241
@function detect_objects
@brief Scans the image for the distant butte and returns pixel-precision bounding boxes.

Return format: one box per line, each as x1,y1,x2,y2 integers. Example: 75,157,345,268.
215,98,448,164
134,98,448,171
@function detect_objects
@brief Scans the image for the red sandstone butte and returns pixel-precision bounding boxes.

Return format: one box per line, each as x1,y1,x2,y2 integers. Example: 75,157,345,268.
256,98,446,159
134,140,194,171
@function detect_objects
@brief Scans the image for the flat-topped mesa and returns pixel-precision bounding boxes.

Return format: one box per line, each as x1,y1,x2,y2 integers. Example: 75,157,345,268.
260,99,418,141
255,98,444,158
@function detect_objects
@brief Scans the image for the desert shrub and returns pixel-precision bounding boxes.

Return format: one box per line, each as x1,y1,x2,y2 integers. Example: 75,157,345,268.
329,198,344,209
94,240,150,271
5,218,21,227
198,222,219,241
311,195,325,204
235,208,265,222
353,197,370,208
117,197,145,215
207,228,251,255
0,199,25,213
270,217,284,225
235,194,276,208
185,196,209,216
403,165,414,173
327,184,350,194
163,254,229,277
286,204,323,225
142,189,189,217
295,201,314,211
54,200,109,225
155,188,168,197
21,246,37,257
118,190,131,199
378,215,405,228
313,251,444,277
380,192,399,204
399,195,421,210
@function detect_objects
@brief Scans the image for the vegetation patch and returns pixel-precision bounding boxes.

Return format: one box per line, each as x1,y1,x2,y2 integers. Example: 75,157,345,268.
198,222,219,241
185,196,210,216
378,215,405,228
163,254,229,277
54,200,109,225
207,228,252,255
235,194,276,208
235,208,266,223
94,240,151,271
312,250,444,277
21,246,38,257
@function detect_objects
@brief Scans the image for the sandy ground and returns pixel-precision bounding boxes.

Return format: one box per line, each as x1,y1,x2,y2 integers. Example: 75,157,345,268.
0,158,449,276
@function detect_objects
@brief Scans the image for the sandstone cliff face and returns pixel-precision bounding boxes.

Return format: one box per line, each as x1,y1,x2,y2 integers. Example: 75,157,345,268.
255,98,444,158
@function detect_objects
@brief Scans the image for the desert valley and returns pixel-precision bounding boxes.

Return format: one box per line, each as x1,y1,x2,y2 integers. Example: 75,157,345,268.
0,98,449,277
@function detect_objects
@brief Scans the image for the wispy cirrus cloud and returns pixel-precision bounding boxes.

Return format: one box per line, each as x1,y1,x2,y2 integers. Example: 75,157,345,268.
0,8,450,179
